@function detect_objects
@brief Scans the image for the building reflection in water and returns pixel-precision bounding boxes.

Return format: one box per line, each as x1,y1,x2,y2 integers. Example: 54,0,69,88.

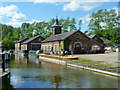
52,75,62,89
15,53,29,64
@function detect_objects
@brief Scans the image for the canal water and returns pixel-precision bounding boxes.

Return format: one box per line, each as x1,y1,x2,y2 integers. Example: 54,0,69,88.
3,54,120,89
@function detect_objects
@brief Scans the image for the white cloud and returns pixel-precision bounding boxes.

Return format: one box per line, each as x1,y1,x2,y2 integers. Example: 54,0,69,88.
63,1,103,11
6,19,42,27
0,5,18,18
0,5,27,27
12,12,27,21
25,19,42,24
6,21,23,27
33,0,119,3
79,14,91,24
0,5,27,21
33,0,119,11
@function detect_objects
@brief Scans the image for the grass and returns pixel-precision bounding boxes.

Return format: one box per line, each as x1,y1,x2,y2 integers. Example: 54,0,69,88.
73,58,111,68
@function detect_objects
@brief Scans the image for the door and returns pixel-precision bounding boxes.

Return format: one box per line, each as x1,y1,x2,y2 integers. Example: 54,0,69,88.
73,43,81,54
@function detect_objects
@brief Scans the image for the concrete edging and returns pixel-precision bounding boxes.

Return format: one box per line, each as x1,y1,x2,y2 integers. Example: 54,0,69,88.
67,63,120,77
0,69,10,78
39,56,120,77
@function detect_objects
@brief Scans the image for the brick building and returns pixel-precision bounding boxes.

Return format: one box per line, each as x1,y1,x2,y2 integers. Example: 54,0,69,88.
41,18,104,54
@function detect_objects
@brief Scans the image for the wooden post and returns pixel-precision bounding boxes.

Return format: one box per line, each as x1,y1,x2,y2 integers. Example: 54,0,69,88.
2,54,5,72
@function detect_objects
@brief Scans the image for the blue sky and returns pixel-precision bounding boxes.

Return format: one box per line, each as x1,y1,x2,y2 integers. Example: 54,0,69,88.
0,1,119,32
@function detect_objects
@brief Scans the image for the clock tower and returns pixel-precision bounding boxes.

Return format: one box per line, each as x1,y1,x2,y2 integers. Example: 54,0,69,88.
52,17,62,35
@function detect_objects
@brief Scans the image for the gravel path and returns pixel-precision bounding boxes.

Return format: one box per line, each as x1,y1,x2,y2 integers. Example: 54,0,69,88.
72,52,119,67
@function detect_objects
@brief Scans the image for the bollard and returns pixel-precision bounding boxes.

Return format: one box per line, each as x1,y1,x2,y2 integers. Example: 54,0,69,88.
2,54,5,72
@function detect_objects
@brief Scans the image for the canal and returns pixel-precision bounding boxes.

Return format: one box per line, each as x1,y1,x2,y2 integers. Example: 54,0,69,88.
2,54,120,89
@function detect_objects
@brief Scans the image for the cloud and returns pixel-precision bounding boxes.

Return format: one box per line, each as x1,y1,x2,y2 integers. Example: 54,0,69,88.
63,1,102,11
25,19,42,24
0,5,18,18
6,21,23,27
12,12,27,21
33,0,119,11
33,0,119,3
79,14,91,24
0,5,27,21
6,19,42,27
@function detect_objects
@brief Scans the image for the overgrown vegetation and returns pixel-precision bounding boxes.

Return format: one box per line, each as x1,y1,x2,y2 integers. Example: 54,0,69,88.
73,58,111,68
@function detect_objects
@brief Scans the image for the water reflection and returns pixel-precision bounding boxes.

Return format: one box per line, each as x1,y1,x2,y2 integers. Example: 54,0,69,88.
52,75,62,88
2,76,15,90
4,54,120,88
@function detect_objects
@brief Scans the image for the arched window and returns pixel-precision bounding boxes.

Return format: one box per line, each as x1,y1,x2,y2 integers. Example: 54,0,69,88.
75,43,81,48
77,34,80,40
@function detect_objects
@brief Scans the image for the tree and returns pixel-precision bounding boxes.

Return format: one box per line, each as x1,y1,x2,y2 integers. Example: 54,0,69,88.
62,17,70,33
20,23,30,39
70,18,77,31
78,19,82,30
87,8,120,45
88,9,103,32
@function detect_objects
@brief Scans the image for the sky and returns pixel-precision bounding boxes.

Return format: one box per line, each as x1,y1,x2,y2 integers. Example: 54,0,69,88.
0,0,119,32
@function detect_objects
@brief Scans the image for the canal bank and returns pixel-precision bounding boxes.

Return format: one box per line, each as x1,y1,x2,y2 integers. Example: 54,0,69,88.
0,69,10,78
39,54,120,77
5,54,119,88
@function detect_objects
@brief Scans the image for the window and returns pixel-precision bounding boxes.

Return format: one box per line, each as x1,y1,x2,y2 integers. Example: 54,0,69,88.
49,46,51,52
59,46,60,52
77,34,80,40
42,46,44,51
75,43,81,47
55,45,57,52
45,46,47,52
39,38,41,42
84,45,87,51
94,37,97,40
92,45,100,50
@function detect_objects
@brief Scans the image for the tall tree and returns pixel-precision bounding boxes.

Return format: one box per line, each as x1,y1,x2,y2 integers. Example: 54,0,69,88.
78,19,82,30
62,17,70,33
70,18,76,31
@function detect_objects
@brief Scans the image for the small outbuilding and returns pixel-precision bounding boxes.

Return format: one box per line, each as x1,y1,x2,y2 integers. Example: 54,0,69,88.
15,37,29,51
21,35,45,51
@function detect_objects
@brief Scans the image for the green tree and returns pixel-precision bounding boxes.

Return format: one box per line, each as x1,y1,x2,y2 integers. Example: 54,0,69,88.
78,19,82,30
70,18,76,31
62,17,70,33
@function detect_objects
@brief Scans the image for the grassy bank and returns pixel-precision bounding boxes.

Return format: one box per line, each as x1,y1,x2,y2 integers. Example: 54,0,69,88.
73,58,112,68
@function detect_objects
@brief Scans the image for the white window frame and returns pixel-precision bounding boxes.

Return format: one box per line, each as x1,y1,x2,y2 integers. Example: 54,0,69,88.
55,45,57,52
45,46,48,52
42,46,44,51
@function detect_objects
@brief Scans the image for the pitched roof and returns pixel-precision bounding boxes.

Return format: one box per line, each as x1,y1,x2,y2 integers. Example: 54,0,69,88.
42,30,78,43
87,34,96,38
22,35,44,44
42,30,104,46
100,37,111,43
17,37,29,43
